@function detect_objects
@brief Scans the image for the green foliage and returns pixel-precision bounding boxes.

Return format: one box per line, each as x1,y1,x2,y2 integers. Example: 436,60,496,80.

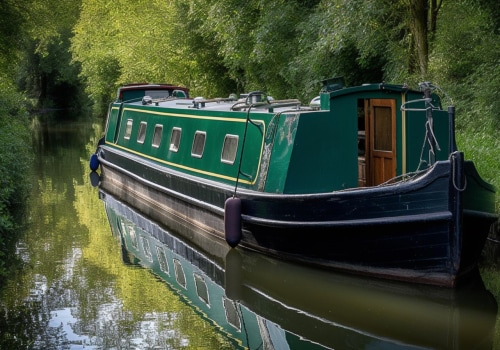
185,0,316,98
0,0,25,59
17,0,84,109
427,0,500,215
457,132,500,212
0,80,33,279
69,0,443,102
429,0,499,127
71,0,186,112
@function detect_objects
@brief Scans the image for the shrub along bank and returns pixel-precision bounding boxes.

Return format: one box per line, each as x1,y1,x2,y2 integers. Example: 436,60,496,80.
0,81,33,281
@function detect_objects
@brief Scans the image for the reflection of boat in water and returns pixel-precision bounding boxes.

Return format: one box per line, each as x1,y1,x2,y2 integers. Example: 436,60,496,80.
101,190,498,350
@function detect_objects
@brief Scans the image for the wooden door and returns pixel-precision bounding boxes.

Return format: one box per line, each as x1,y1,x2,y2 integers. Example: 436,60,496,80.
365,99,396,186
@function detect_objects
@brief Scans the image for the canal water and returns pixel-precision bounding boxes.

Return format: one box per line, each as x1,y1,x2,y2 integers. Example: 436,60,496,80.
0,116,499,349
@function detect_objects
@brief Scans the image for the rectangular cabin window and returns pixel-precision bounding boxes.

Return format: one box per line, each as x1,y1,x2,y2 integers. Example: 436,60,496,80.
123,223,137,248
221,135,239,164
223,297,241,331
124,119,133,140
194,273,210,306
191,131,206,158
137,122,147,144
152,124,163,148
173,259,186,289
156,246,169,275
141,236,153,262
169,127,182,152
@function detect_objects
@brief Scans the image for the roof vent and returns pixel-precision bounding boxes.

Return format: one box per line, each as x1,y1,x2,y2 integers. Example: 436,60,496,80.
142,96,153,105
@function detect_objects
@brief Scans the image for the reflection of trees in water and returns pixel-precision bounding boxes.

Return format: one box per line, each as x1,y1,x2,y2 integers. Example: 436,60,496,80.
0,292,72,349
1,118,233,349
0,110,33,280
0,300,45,349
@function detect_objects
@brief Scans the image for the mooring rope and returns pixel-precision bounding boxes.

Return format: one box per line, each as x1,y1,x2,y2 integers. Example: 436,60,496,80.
233,107,252,197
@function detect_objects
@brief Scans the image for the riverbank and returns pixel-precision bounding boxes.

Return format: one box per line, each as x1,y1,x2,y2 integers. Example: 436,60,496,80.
0,86,33,282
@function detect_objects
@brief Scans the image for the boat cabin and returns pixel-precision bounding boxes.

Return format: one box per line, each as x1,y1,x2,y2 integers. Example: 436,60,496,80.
104,81,451,194
321,83,451,188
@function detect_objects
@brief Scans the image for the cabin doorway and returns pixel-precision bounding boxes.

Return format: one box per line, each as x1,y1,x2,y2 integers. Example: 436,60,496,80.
358,99,396,186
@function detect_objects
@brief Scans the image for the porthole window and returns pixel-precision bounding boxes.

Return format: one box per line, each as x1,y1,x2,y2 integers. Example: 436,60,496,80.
124,119,133,139
191,131,206,158
137,122,147,144
221,135,239,164
152,125,163,148
170,127,182,152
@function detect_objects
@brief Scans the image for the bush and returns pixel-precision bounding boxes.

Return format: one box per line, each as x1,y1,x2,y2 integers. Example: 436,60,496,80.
0,79,33,279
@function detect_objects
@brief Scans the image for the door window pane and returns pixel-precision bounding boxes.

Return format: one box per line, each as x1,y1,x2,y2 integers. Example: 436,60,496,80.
373,106,392,151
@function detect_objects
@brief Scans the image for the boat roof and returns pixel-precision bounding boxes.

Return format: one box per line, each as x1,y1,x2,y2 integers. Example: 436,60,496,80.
120,82,427,113
118,83,189,92
132,98,310,114
329,83,420,98
127,93,310,114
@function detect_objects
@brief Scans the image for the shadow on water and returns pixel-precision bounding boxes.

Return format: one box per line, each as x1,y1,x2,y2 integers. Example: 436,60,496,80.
0,116,499,349
100,189,498,350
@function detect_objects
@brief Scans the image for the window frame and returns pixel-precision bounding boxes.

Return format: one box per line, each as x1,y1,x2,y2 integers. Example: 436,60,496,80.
156,246,170,275
124,119,133,140
169,127,182,152
194,273,210,306
137,121,147,144
152,124,163,148
221,134,239,164
191,131,206,158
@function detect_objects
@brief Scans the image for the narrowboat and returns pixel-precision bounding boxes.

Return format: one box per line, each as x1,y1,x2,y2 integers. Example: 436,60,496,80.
92,79,497,287
102,190,497,349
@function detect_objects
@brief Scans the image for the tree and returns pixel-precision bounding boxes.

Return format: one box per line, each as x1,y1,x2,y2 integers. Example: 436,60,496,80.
18,0,84,108
0,0,26,77
409,0,429,76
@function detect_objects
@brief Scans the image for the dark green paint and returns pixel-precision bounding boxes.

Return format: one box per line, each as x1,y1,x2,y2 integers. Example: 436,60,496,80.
104,84,454,194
